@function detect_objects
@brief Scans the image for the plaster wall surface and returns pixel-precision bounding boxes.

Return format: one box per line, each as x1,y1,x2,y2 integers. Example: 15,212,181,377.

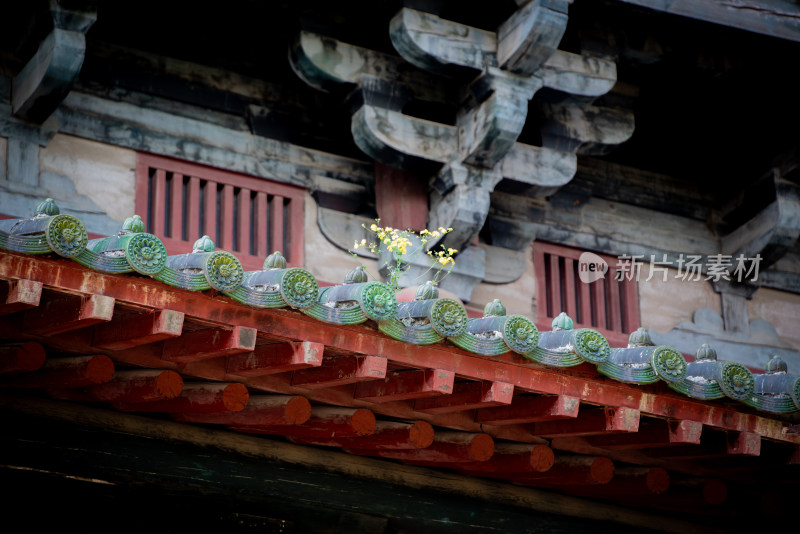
638,267,722,335
0,135,6,182
303,193,382,285
39,134,136,231
469,244,537,318
748,287,800,350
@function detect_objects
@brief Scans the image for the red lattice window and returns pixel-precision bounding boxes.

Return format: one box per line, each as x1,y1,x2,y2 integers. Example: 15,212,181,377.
135,154,305,271
533,242,640,347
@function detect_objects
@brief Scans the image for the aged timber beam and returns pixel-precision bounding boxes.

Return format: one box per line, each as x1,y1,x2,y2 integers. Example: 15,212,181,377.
586,418,704,450
389,7,617,96
290,355,388,389
354,368,455,402
413,380,514,414
173,394,312,427
160,325,257,363
289,31,449,102
417,443,556,474
21,292,114,336
233,406,377,439
349,431,495,463
537,101,636,156
47,368,183,403
563,466,671,499
531,406,640,438
92,309,185,350
225,341,324,376
496,0,570,75
499,455,616,486
616,0,800,43
0,279,42,316
458,69,541,168
0,342,46,375
474,394,581,425
288,420,435,450
11,1,97,123
720,170,800,270
1,353,113,389
112,381,249,414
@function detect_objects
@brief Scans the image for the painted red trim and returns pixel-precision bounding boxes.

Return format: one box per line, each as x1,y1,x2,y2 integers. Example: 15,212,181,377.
135,152,306,270
533,241,640,346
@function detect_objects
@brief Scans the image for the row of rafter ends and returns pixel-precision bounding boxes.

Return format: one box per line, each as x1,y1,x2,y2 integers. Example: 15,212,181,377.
0,346,788,512
0,284,798,452
1,202,797,416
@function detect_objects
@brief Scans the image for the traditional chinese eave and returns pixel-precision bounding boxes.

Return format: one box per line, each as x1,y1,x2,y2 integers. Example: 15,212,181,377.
1,247,798,532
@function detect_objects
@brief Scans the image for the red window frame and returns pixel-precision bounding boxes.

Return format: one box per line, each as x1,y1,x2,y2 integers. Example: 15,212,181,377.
533,242,640,347
135,153,305,271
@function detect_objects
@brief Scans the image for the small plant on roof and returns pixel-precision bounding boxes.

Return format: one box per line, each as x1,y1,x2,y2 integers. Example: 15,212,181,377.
350,219,458,293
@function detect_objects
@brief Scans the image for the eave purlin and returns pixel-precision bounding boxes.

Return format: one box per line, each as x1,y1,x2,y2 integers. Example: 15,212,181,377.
1,249,796,445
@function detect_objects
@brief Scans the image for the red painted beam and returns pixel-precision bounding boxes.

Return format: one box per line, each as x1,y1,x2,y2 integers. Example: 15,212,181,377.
112,382,249,413
93,309,185,350
22,293,114,335
531,407,640,438
412,443,555,473
291,355,387,389
348,432,495,463
173,394,311,426
626,478,728,508
642,429,760,460
226,341,324,376
83,369,183,403
728,431,761,456
564,467,670,498
479,424,550,445
289,420,435,450
586,418,703,449
505,455,616,486
0,341,46,375
474,394,580,425
161,325,257,363
4,354,114,389
354,369,455,402
233,406,377,439
413,380,514,414
0,279,41,316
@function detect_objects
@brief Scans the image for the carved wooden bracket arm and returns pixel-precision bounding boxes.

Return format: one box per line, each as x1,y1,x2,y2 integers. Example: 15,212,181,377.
11,0,97,124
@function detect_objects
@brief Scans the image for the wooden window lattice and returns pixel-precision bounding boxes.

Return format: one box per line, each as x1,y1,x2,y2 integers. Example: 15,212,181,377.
135,154,304,271
533,242,640,347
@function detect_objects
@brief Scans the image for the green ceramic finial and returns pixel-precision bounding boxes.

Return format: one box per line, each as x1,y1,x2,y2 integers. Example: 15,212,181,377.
193,235,215,253
627,327,652,347
695,343,717,362
344,265,368,284
34,198,60,216
122,214,146,233
765,355,787,374
264,251,287,269
551,312,574,331
415,280,439,301
483,299,506,317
